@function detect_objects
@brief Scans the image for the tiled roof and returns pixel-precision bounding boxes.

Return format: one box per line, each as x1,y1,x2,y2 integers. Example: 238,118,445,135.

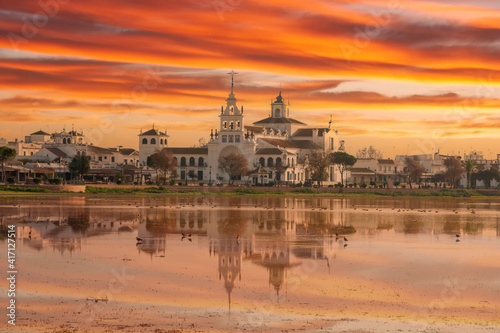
88,145,113,155
378,159,395,165
253,117,306,125
244,125,264,133
349,167,375,173
259,138,298,149
139,129,168,136
31,130,50,135
163,147,208,154
46,147,69,158
255,148,284,155
292,128,329,137
259,138,322,150
290,140,322,149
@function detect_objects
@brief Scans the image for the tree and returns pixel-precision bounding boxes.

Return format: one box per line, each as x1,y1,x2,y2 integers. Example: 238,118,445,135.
218,153,249,185
0,147,17,182
187,170,197,184
309,152,330,186
461,159,478,188
69,154,90,181
330,151,357,186
476,168,500,189
404,156,425,189
356,146,383,159
273,160,286,187
444,157,465,188
147,149,177,185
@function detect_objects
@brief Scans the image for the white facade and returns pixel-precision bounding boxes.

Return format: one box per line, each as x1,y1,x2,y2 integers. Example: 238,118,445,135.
139,76,345,185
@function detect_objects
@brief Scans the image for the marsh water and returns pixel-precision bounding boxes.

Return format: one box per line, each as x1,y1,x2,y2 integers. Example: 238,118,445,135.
1,196,500,332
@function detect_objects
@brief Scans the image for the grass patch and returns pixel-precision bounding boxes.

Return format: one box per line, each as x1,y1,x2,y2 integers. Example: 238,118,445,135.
86,186,175,194
292,188,318,194
0,186,51,193
234,188,266,195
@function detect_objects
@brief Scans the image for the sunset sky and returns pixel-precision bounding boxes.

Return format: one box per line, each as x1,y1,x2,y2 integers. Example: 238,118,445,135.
1,0,500,158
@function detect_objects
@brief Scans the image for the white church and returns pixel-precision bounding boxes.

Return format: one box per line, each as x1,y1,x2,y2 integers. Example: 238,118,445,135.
139,73,345,185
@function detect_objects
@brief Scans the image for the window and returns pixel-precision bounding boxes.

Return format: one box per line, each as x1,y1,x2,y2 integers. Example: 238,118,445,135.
223,122,227,129
235,135,240,143
180,157,186,166
23,152,26,156
142,138,147,144
274,109,280,117
276,157,282,165
160,139,163,144
229,135,234,143
151,138,156,144
112,157,115,162
104,156,107,160
288,158,290,166
189,157,195,166
124,159,127,164
63,138,66,144
181,171,186,180
67,138,71,144
198,171,203,180
330,138,334,150
237,121,240,129
259,157,265,166
222,135,227,143
198,157,204,166
99,156,102,162
230,122,234,130
292,159,294,167
267,157,274,167
230,106,234,114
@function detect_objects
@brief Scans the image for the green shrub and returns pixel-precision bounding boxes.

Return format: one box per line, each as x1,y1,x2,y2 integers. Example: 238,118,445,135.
116,180,123,185
48,178,63,185
7,177,15,184
33,177,42,184
360,182,367,188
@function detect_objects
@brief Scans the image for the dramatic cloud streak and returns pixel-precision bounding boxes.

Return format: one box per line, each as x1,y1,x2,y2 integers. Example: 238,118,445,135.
0,0,499,156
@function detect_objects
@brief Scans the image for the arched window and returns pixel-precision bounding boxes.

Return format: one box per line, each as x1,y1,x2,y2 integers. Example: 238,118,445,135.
259,157,265,166
189,157,195,166
198,157,204,166
67,138,71,144
267,157,274,167
63,138,66,144
180,157,186,166
142,138,147,144
276,157,282,165
160,139,163,144
274,109,280,117
151,138,156,144
287,158,290,166
292,159,294,167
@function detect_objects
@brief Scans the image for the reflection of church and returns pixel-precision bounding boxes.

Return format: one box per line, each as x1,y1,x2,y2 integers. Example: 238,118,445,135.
139,73,344,184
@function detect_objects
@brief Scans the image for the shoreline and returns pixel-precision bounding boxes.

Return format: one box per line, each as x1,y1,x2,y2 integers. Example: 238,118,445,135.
1,184,500,198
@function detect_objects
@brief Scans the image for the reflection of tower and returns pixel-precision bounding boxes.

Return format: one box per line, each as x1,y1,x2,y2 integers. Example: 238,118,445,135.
253,241,298,301
136,222,166,259
217,236,241,310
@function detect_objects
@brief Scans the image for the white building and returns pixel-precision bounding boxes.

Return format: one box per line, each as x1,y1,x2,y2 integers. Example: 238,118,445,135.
139,74,345,185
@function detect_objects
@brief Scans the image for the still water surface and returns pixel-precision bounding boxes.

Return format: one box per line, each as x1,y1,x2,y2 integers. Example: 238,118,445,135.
1,196,499,332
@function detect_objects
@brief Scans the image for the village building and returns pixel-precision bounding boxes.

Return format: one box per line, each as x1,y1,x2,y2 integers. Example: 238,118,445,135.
139,74,344,185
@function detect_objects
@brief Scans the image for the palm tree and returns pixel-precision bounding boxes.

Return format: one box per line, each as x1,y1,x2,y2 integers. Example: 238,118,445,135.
461,159,478,188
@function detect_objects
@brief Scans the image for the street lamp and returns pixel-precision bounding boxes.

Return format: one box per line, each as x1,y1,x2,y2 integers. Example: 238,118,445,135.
209,166,212,186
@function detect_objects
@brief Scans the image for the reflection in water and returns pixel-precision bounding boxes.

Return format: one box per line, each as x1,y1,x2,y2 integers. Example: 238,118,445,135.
2,196,499,309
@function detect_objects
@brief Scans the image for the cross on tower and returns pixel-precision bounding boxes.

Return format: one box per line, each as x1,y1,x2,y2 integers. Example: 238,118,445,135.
227,70,238,93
